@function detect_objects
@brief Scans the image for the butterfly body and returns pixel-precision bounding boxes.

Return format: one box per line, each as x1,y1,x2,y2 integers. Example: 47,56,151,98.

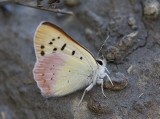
33,22,111,100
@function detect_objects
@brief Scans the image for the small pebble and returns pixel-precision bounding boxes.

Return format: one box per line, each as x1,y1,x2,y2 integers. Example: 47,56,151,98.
133,96,152,113
47,0,60,7
64,0,80,7
48,0,60,4
127,65,133,74
119,31,138,50
144,0,160,19
133,100,145,113
85,28,93,39
153,32,160,45
127,16,137,30
85,28,93,35
104,72,129,90
106,46,120,62
153,59,160,68
128,16,136,26
37,0,43,7
87,96,112,114
127,65,137,74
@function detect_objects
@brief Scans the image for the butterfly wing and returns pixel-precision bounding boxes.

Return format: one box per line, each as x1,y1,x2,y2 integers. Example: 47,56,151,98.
33,52,93,97
34,21,97,68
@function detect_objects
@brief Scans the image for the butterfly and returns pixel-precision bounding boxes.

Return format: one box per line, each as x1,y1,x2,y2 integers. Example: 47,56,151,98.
33,22,113,105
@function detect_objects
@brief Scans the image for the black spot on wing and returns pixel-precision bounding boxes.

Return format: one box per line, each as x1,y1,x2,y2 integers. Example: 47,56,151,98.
53,48,57,51
52,38,55,41
40,51,45,56
72,51,75,55
80,57,83,60
61,43,66,51
57,36,60,39
49,42,53,45
40,45,44,49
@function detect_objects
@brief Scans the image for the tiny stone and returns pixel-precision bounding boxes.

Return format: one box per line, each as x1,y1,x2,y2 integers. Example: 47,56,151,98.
37,0,43,7
127,65,133,74
106,46,120,61
144,0,160,19
48,0,60,4
85,28,95,41
153,32,160,45
85,28,93,36
133,96,153,113
131,25,138,30
64,0,80,7
104,72,129,90
133,100,145,113
128,16,136,26
87,96,112,114
119,31,138,51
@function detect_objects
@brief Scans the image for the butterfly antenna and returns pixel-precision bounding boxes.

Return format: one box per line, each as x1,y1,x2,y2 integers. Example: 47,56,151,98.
97,35,110,58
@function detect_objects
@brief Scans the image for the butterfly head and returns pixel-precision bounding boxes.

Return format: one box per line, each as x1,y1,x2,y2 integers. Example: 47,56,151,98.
96,59,106,78
96,59,112,85
96,59,106,67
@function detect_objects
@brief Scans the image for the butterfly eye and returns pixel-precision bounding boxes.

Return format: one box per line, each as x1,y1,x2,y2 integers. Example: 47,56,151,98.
96,60,103,66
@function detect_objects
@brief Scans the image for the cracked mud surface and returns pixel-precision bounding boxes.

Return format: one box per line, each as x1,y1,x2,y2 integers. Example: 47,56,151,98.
0,0,160,119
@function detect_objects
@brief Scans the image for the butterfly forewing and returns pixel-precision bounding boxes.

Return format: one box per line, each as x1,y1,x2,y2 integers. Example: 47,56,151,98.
34,22,97,69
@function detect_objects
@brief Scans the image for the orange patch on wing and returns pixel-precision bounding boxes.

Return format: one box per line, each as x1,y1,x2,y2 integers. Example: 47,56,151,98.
42,79,46,83
47,86,51,94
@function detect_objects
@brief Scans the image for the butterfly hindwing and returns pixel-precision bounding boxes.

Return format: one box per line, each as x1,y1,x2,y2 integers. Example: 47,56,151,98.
33,52,93,97
34,22,97,68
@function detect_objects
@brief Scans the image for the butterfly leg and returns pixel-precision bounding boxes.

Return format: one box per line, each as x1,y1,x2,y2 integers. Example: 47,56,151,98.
97,78,107,98
78,83,95,106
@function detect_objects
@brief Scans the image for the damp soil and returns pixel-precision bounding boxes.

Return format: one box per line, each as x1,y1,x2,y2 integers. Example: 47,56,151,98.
0,0,160,119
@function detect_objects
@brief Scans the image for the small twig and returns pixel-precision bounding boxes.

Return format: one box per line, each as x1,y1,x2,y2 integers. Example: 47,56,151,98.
16,2,74,15
0,0,34,5
0,1,73,15
0,0,13,5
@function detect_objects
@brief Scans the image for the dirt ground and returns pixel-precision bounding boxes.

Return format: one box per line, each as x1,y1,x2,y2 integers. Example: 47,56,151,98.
0,0,160,119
